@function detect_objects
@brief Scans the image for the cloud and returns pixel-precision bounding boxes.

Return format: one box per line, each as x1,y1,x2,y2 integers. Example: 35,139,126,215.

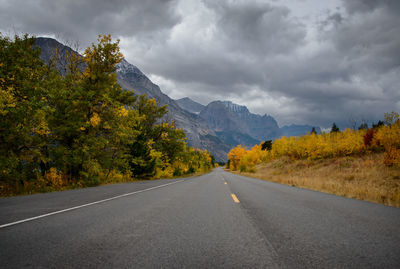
0,0,180,48
1,0,399,128
204,0,306,56
122,0,306,95
119,0,400,128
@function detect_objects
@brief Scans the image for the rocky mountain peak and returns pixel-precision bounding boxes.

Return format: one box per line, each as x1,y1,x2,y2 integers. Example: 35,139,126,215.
221,101,249,114
176,97,205,115
116,58,143,76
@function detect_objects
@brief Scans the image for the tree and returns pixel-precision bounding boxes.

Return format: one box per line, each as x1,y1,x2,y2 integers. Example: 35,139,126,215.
384,111,399,126
358,123,368,130
0,34,52,183
372,120,384,129
0,33,214,194
227,145,247,170
330,122,340,133
261,140,272,151
311,127,317,135
47,34,139,183
128,95,168,178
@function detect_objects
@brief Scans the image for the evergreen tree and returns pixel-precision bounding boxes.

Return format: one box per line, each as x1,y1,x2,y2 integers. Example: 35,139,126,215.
358,123,368,130
372,120,384,129
330,122,340,133
261,140,272,151
311,127,317,134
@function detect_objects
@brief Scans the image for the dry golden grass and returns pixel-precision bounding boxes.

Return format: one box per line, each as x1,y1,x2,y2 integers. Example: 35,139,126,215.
233,153,400,207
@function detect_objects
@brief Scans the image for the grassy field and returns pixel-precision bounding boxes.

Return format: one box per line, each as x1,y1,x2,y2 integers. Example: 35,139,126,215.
231,153,400,207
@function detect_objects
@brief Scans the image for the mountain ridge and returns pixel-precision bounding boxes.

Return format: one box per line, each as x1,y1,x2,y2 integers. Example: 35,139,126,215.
35,37,321,161
175,97,205,115
176,97,322,147
35,37,230,161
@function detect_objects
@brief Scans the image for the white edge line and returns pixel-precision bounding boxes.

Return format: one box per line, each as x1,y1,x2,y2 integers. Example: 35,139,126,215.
0,179,184,229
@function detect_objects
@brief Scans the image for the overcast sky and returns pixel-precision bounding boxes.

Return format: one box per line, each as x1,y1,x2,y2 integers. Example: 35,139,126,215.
1,0,399,128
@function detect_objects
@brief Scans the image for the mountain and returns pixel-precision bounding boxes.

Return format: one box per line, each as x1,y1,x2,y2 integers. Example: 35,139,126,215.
175,97,205,115
214,131,260,148
221,101,281,141
280,124,322,137
177,99,323,147
35,37,85,74
35,37,230,161
116,59,230,161
197,101,281,149
36,37,322,160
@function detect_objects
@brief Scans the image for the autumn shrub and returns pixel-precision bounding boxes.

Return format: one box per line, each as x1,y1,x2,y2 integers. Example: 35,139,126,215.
375,112,400,167
155,164,174,178
383,148,400,167
227,145,247,170
364,129,375,147
227,112,400,172
44,168,66,189
187,166,195,174
234,153,400,207
239,163,247,172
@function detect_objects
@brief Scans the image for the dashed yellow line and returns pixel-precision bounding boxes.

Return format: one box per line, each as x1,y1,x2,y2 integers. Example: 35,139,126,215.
231,194,240,203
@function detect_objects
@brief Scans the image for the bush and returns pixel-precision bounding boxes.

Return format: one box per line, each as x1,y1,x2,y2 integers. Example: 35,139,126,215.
227,112,400,172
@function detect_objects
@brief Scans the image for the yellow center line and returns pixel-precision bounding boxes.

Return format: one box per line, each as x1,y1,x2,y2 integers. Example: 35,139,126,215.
231,193,240,203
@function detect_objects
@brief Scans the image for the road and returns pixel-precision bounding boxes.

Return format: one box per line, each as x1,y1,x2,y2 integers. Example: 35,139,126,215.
1,168,399,268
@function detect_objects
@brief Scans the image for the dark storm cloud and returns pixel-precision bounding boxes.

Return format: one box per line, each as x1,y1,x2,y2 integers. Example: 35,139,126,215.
128,0,306,93
120,0,399,127
0,0,398,128
301,0,400,126
204,0,306,55
0,0,180,47
343,0,400,14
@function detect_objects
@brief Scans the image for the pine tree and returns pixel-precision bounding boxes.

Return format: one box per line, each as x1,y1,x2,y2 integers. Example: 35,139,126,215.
330,122,340,133
358,123,368,130
311,127,317,134
261,140,272,151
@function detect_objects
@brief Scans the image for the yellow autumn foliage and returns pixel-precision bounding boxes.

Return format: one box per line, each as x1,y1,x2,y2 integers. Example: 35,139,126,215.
44,168,66,189
227,112,400,172
375,112,400,166
90,112,101,127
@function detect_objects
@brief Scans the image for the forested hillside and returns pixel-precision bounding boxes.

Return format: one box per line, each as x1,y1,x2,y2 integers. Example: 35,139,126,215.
0,34,214,196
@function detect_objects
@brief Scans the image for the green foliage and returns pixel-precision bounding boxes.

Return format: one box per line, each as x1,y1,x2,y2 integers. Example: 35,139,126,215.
372,120,384,129
0,34,214,196
261,140,272,151
311,127,317,134
330,122,340,133
0,34,51,183
358,123,368,130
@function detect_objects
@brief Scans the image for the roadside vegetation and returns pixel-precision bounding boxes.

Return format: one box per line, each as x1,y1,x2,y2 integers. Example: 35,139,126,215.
0,34,214,196
226,114,400,207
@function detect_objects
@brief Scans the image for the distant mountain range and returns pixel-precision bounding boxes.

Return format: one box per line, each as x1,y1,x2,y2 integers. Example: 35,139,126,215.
36,37,320,161
280,124,321,137
176,97,320,148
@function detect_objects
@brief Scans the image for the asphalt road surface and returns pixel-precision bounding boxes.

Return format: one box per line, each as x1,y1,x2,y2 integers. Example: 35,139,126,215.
1,168,399,268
